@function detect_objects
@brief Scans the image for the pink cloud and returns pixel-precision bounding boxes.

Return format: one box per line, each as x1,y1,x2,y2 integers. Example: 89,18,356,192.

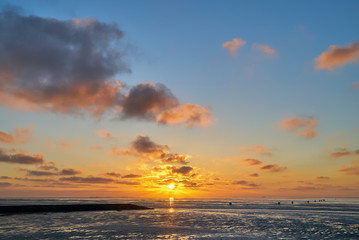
96,129,115,139
260,164,287,172
315,40,359,70
279,117,318,139
338,162,359,175
222,38,246,57
242,158,262,166
252,43,277,55
156,103,213,127
352,82,359,88
0,127,33,145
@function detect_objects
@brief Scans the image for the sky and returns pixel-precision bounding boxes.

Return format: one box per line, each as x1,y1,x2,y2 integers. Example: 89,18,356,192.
0,0,358,198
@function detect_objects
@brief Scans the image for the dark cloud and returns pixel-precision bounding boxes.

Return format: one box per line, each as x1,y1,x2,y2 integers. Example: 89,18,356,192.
171,166,193,175
120,82,178,120
316,176,330,180
329,148,352,158
122,174,142,178
243,158,262,166
249,173,259,177
0,176,11,179
338,162,359,175
105,172,121,177
132,135,166,153
260,164,287,172
232,180,260,187
0,6,213,127
59,176,114,184
38,163,58,171
0,182,11,187
115,135,190,164
0,149,44,164
60,168,82,175
26,170,57,176
14,177,54,182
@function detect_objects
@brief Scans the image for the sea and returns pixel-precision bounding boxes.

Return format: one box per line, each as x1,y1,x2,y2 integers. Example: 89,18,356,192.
0,198,358,239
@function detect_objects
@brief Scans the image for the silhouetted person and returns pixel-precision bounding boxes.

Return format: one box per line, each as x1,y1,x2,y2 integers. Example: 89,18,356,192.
307,201,310,204
291,201,294,205
229,202,232,205
278,202,280,205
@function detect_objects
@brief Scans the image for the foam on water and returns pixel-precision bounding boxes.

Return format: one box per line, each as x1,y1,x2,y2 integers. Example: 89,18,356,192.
0,198,358,239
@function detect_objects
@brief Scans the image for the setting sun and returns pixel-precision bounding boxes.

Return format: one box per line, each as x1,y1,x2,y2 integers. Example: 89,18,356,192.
168,184,175,190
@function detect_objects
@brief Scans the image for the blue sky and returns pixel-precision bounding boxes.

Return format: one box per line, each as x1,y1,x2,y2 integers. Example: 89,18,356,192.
0,0,358,197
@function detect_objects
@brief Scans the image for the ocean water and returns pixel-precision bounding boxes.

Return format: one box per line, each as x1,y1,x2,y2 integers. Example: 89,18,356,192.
0,198,358,239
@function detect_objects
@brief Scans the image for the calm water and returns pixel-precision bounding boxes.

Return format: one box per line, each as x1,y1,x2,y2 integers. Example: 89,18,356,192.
0,198,358,239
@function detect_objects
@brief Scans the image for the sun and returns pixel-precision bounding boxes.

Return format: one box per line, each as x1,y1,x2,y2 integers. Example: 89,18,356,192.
168,184,175,190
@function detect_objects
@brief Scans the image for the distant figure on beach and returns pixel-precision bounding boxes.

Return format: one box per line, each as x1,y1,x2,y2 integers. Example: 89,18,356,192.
229,202,232,205
291,201,294,205
277,202,280,205
307,201,310,204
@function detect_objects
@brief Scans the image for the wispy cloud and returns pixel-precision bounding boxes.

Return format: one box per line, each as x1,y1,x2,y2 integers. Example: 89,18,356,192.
279,117,318,139
352,82,359,88
252,43,277,55
232,180,260,188
0,127,33,145
338,162,359,175
96,129,115,139
222,38,246,57
315,40,359,70
240,145,272,156
242,158,262,166
260,164,287,172
329,148,352,158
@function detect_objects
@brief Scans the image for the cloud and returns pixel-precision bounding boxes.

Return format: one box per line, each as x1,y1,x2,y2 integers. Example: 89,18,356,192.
249,173,259,177
329,148,352,158
105,172,121,177
113,135,190,164
222,38,246,57
60,168,82,175
260,164,287,172
252,43,277,55
96,129,115,139
170,166,193,175
26,170,57,176
0,149,44,164
0,7,213,127
0,176,11,179
240,145,272,156
279,117,318,139
338,162,359,175
156,103,213,127
0,182,11,187
243,158,262,166
316,176,330,180
315,40,359,70
0,127,32,145
38,162,58,171
0,7,128,117
59,176,114,184
232,180,260,187
59,141,72,148
122,174,142,178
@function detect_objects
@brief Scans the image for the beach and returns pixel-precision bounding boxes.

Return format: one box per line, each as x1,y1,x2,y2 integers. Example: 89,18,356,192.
0,198,358,239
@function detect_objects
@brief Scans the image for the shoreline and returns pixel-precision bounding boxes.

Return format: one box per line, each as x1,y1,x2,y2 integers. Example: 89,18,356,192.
0,204,153,215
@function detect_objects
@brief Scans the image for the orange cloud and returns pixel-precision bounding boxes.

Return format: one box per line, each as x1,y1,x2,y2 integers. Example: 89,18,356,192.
252,43,277,55
260,164,287,172
279,117,318,139
0,127,33,145
96,129,115,139
329,148,352,158
0,149,44,164
242,158,262,166
315,40,359,70
240,145,272,156
352,82,359,88
156,103,213,127
338,162,359,175
222,38,246,57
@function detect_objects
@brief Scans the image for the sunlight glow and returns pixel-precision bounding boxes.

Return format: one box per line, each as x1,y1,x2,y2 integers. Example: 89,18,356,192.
168,184,175,190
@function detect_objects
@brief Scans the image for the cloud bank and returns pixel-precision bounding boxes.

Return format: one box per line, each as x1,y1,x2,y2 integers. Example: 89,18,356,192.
279,117,318,139
0,7,213,127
